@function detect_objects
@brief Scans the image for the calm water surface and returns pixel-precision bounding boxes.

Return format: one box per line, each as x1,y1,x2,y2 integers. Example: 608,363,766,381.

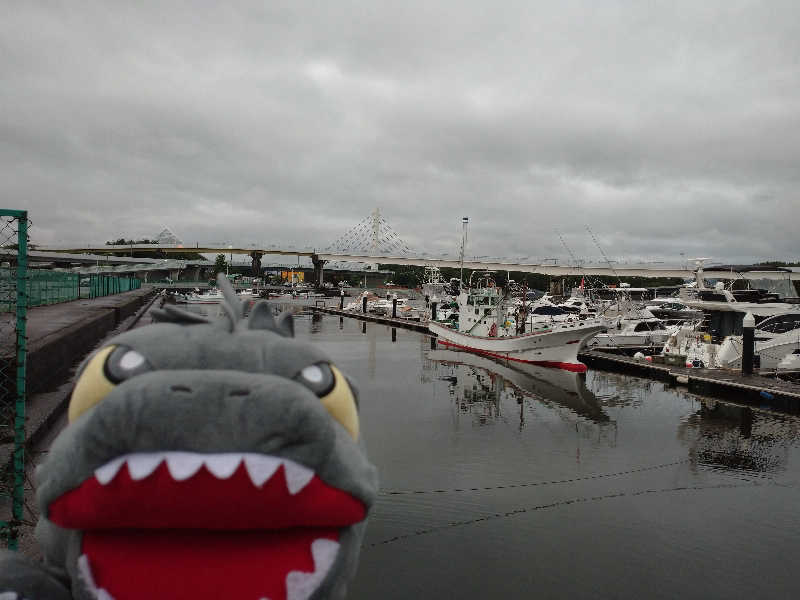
196,305,800,599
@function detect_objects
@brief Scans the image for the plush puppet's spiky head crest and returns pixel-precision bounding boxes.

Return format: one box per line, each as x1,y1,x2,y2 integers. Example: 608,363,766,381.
151,273,294,337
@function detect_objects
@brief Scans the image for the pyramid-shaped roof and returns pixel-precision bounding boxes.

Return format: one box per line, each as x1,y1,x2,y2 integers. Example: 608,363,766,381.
155,226,182,245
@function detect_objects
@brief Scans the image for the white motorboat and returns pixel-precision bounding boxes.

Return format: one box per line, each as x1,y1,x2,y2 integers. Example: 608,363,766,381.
428,272,606,372
588,309,675,351
661,264,800,369
180,289,225,304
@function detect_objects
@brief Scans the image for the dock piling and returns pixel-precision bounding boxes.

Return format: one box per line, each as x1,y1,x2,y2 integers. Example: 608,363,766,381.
392,298,397,318
742,312,755,376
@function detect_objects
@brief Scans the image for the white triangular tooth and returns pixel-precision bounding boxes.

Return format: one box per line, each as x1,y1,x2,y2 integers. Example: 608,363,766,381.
126,453,165,480
165,452,205,481
285,539,340,600
94,456,127,485
243,454,282,487
282,459,315,495
78,554,116,600
204,453,243,479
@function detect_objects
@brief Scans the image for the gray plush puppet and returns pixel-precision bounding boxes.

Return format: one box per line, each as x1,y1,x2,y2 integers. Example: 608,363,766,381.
0,275,378,600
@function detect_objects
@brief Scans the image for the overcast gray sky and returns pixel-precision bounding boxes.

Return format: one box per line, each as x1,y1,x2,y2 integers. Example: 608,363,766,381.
2,1,798,264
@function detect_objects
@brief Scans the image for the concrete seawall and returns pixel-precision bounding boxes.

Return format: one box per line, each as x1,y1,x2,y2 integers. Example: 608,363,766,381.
24,288,157,395
1,287,157,468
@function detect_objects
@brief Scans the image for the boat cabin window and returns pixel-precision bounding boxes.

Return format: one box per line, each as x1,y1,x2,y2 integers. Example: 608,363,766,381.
634,321,666,332
698,291,729,302
532,306,566,316
662,302,687,310
757,313,800,334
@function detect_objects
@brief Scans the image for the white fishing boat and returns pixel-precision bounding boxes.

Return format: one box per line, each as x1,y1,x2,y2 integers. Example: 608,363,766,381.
421,266,456,302
428,272,606,372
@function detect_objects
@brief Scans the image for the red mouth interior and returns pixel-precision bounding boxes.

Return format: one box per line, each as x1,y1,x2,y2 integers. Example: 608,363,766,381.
83,528,338,600
49,461,366,600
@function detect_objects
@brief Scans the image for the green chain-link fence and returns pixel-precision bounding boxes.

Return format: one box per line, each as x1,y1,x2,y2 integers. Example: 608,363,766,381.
86,274,141,298
28,270,80,307
0,209,27,550
0,270,142,309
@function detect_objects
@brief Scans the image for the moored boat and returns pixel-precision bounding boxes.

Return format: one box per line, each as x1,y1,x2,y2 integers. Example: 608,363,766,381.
428,272,606,372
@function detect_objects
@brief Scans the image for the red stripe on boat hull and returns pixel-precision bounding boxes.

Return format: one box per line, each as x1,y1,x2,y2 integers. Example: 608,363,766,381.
436,339,588,373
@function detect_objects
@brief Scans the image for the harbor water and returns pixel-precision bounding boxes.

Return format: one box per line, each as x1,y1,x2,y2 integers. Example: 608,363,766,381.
195,304,800,599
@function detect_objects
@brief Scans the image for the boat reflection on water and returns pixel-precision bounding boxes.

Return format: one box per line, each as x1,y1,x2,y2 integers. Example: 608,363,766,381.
678,398,799,475
427,348,612,429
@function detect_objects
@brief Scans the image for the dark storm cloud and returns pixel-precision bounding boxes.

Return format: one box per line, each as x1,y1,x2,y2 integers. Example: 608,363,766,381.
2,0,798,263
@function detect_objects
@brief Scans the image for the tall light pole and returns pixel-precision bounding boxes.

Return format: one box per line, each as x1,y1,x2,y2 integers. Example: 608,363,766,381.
459,216,469,285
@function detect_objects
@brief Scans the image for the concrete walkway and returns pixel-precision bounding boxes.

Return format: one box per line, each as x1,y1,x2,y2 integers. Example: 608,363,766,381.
1,287,156,469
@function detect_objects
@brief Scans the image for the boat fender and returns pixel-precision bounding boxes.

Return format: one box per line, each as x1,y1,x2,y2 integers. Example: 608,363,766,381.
633,352,645,361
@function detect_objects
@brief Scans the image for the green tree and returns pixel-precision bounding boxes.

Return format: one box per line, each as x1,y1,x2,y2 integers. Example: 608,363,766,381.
214,254,227,275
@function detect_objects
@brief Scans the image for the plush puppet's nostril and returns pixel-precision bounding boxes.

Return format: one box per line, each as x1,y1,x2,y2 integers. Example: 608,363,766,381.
170,385,192,393
228,389,250,397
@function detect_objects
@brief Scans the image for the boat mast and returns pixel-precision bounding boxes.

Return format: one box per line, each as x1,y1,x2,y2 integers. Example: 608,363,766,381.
459,216,469,286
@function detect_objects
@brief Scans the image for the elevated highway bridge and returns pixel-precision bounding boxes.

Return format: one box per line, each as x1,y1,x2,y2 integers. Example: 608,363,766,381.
36,244,800,285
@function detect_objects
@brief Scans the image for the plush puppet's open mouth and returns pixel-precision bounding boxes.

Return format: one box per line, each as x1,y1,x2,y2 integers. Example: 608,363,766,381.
48,452,367,600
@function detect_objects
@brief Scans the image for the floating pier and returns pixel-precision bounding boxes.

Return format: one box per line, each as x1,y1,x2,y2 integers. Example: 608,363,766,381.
308,305,431,333
578,350,800,412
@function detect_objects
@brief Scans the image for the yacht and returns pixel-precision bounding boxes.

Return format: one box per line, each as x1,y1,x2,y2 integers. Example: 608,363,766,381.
661,264,800,369
587,308,675,352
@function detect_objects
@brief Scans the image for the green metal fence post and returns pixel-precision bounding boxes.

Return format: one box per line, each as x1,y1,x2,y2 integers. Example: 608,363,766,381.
11,212,27,551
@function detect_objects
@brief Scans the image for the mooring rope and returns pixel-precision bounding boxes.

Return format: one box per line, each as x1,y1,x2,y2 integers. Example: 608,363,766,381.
379,458,692,496
367,480,794,548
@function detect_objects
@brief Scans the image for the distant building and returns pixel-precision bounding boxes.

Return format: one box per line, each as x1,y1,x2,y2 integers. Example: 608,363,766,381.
281,270,305,283
155,226,182,246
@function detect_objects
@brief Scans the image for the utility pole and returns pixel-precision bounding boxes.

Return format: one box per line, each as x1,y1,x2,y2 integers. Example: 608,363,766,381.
459,216,469,285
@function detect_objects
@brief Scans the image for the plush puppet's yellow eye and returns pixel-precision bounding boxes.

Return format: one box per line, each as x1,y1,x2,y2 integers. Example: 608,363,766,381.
321,366,359,441
68,345,116,422
294,364,359,440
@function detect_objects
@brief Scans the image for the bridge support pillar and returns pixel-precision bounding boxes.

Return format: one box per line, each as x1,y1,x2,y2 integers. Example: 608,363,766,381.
312,255,326,288
250,252,263,278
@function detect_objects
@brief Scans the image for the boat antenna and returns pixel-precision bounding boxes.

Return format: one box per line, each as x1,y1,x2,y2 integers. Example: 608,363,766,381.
459,216,469,285
585,225,621,285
